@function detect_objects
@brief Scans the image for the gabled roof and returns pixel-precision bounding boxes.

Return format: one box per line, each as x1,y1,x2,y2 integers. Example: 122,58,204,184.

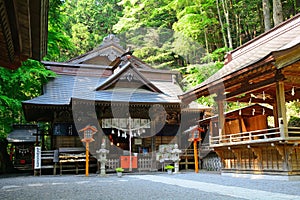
7,124,38,143
96,61,163,93
22,34,211,121
67,34,125,64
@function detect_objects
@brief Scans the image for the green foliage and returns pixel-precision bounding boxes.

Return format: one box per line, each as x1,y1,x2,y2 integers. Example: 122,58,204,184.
115,167,124,172
113,0,173,32
182,62,223,89
165,165,174,170
61,0,122,56
288,116,300,127
44,0,75,61
0,60,55,139
133,47,184,70
201,47,232,63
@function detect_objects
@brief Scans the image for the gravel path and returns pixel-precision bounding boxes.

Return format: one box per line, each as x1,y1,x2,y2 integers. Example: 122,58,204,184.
1,172,300,200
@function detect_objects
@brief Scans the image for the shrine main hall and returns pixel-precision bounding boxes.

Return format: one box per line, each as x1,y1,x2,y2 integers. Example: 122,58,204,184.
22,35,210,172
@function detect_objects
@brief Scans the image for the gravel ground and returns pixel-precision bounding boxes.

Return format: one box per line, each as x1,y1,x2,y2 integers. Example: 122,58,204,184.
0,171,300,200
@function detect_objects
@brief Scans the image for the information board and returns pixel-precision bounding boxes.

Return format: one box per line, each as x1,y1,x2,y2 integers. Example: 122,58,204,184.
34,146,41,169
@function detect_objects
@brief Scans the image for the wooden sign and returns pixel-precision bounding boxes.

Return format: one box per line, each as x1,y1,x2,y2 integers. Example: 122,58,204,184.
34,146,41,169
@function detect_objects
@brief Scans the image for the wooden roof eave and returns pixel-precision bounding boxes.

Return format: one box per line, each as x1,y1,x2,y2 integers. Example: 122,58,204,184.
71,97,181,108
179,54,276,104
0,0,48,69
272,42,300,69
22,103,70,122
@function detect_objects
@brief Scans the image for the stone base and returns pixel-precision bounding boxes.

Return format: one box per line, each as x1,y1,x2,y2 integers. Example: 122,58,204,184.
222,172,300,181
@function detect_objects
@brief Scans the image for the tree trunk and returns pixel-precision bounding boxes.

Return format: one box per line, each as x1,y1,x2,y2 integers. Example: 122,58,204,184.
235,13,242,46
221,0,233,49
273,0,283,26
204,30,209,54
216,0,228,48
262,0,271,31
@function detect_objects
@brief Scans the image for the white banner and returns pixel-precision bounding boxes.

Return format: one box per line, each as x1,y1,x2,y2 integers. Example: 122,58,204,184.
34,146,41,169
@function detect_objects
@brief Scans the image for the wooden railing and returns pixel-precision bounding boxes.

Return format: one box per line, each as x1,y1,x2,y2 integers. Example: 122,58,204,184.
288,127,300,137
210,127,282,147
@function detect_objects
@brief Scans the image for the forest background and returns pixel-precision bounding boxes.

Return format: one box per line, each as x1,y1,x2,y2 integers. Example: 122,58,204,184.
0,0,299,172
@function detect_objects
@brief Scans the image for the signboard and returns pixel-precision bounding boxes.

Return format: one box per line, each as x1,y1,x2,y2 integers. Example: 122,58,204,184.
134,138,142,145
34,146,41,169
53,123,78,136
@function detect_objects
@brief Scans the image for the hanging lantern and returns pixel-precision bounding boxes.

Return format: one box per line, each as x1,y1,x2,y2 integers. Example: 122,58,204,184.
137,129,141,136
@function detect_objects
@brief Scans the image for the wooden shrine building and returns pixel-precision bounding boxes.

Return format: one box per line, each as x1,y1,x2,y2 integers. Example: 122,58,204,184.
180,14,300,179
7,124,38,170
22,35,210,172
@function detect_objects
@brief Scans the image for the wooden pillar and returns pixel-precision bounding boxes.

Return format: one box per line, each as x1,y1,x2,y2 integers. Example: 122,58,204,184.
216,96,225,138
194,140,199,173
273,103,279,128
209,120,213,145
151,120,156,171
232,149,242,169
85,142,89,176
275,81,288,138
252,148,263,170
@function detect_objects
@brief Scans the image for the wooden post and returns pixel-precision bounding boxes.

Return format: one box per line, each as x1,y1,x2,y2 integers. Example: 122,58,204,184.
193,140,198,173
85,142,89,177
80,125,97,177
151,120,156,171
216,94,225,138
275,81,288,138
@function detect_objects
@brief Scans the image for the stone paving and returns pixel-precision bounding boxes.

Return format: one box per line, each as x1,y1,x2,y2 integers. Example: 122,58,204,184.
1,171,300,200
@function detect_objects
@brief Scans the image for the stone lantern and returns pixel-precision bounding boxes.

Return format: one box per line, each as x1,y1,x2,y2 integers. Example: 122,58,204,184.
171,144,182,173
96,141,109,176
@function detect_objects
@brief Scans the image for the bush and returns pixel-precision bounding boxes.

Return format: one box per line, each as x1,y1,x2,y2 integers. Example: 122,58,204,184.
288,116,300,127
165,165,174,170
115,167,124,172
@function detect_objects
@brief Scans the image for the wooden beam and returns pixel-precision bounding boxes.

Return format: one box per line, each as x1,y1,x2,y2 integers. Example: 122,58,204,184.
225,73,283,100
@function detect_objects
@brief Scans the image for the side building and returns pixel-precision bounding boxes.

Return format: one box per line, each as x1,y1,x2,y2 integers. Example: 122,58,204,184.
180,14,300,180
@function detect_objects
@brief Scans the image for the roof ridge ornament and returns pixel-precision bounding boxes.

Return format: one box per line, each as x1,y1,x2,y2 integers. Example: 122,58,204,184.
102,34,120,46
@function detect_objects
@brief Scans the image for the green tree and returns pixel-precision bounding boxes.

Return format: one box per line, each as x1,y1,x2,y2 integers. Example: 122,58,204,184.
0,61,55,139
44,0,75,61
0,61,55,173
61,0,122,57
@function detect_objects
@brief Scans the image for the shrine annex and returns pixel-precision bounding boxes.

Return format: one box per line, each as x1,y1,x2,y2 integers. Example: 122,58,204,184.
22,35,210,172
180,14,300,179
